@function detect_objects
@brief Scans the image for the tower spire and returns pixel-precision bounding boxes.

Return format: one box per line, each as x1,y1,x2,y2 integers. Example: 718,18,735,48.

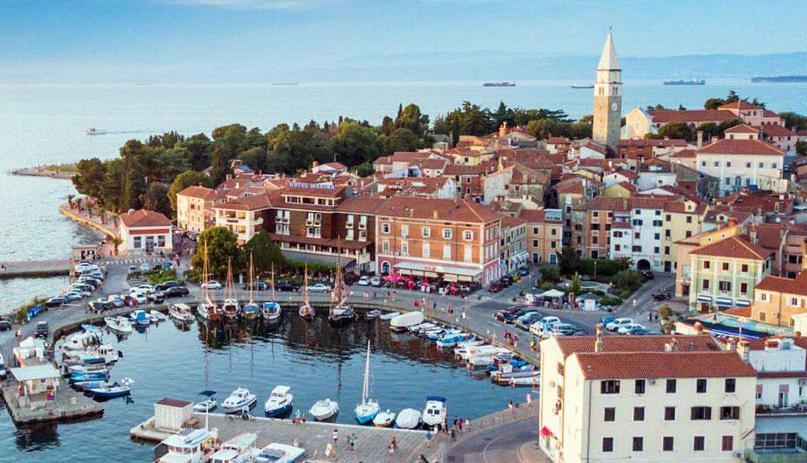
597,30,620,71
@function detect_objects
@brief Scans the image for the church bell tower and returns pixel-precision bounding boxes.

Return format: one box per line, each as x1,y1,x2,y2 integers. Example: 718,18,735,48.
593,31,622,149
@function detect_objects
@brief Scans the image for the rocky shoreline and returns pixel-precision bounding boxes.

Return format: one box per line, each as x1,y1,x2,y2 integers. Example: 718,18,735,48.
10,165,74,180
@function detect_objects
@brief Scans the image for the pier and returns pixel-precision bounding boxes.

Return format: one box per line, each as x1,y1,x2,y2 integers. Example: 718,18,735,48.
0,259,71,279
132,412,428,462
2,383,103,425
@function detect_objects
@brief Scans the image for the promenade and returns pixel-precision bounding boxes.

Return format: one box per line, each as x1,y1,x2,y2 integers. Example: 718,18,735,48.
0,259,71,279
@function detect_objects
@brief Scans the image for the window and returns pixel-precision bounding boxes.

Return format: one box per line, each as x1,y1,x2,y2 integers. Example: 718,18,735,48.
463,245,472,263
746,162,752,168
704,260,711,269
740,283,748,294
719,281,732,292
133,236,142,248
635,379,646,394
666,379,677,393
725,378,736,393
422,226,431,238
721,436,733,452
382,223,390,234
422,243,430,258
632,437,643,452
720,406,740,420
686,216,693,224
382,240,390,253
633,407,645,421
401,224,409,237
443,229,452,240
722,262,729,271
663,436,674,451
726,161,732,168
603,407,615,422
759,162,764,168
696,379,707,393
691,406,712,420
741,264,748,272
400,240,409,256
463,230,473,241
694,436,705,451
602,437,613,452
664,407,676,421
601,380,620,394
443,244,451,260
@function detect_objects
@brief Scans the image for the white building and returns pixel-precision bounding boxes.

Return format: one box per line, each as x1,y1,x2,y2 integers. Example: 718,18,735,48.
213,194,271,245
695,135,785,197
539,333,757,463
119,209,173,255
609,197,668,271
743,337,807,410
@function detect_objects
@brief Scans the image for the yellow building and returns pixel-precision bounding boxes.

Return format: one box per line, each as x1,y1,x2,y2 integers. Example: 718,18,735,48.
661,199,708,273
539,333,757,463
520,208,563,264
176,185,217,233
752,271,807,327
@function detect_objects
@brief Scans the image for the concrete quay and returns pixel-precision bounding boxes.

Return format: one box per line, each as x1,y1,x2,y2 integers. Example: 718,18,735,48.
1,384,103,425
132,412,428,463
0,259,71,279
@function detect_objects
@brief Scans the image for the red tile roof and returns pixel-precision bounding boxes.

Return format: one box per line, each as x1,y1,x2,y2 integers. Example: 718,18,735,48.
690,236,769,260
214,194,272,211
120,209,172,228
697,138,784,156
649,109,736,124
554,334,720,357
573,351,756,379
719,101,763,111
671,149,697,159
177,185,217,201
724,124,759,134
755,272,807,296
335,196,386,214
376,196,500,223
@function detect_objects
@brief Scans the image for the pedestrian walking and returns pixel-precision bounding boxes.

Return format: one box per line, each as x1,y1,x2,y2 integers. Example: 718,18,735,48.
388,436,397,454
508,399,514,413
348,433,356,451
526,391,532,404
457,418,464,434
332,429,339,444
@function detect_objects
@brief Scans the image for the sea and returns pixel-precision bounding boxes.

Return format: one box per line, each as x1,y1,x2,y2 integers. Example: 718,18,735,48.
0,78,805,308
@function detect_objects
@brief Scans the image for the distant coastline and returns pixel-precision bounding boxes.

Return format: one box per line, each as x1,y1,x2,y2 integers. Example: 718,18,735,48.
751,75,807,83
10,164,75,180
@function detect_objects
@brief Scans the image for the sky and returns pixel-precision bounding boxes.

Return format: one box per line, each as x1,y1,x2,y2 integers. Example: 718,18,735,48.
0,0,805,81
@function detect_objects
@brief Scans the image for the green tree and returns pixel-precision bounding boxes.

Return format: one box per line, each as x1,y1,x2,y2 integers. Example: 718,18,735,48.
355,161,374,177
191,226,240,278
243,231,286,274
72,158,106,198
796,141,807,157
389,127,419,152
394,103,429,137
570,272,582,296
100,159,125,212
239,147,269,173
142,182,171,217
714,118,744,138
168,170,213,213
329,122,382,167
185,133,212,171
211,123,248,159
653,122,694,141
780,112,807,131
559,246,581,276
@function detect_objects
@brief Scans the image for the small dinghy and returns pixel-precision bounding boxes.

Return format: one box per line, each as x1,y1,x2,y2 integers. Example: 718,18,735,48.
104,316,132,334
72,380,110,391
378,311,400,321
169,303,194,323
365,309,381,320
89,378,133,399
494,371,541,387
261,302,282,325
395,408,421,429
373,409,396,427
193,390,218,412
149,310,166,321
436,332,467,348
69,370,109,383
309,398,339,421
264,385,294,418
130,310,150,326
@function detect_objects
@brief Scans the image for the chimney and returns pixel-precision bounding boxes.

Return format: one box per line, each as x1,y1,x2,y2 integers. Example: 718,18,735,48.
696,130,704,149
737,339,750,362
499,122,508,138
312,160,319,169
726,337,737,352
594,324,604,352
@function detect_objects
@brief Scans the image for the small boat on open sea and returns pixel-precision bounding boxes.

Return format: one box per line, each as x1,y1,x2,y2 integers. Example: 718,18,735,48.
222,387,257,414
264,385,294,418
309,398,339,421
86,128,107,135
395,408,421,429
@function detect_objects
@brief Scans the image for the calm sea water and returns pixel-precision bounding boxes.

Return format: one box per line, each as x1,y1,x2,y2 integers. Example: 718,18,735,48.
0,314,525,462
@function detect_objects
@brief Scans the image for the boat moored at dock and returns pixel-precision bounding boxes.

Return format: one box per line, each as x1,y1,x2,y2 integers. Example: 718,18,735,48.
156,427,218,463
422,396,447,428
263,385,294,418
222,387,258,414
394,408,421,429
168,303,194,323
309,398,339,421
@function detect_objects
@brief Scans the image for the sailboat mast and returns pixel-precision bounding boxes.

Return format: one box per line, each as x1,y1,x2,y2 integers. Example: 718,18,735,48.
303,263,309,305
362,341,370,404
249,253,254,303
271,263,276,301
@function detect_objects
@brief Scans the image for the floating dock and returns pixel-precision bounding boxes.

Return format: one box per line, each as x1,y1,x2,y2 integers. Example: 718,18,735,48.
132,412,428,463
1,384,103,425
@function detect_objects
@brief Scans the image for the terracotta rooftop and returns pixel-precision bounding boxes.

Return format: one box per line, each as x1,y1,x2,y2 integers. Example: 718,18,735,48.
724,123,759,134
214,194,272,211
755,272,807,296
649,109,736,124
671,149,697,159
177,185,217,201
376,196,500,223
697,138,784,156
120,209,172,228
554,334,720,358
690,235,769,260
573,351,756,379
335,195,386,214
719,101,763,111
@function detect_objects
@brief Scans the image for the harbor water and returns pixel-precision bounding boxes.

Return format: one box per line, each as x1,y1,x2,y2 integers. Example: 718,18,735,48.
0,313,526,462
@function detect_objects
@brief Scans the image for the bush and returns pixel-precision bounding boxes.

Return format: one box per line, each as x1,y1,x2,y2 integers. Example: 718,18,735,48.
540,266,560,283
610,270,645,294
579,258,630,278
285,259,335,275
599,295,623,306
143,268,177,284
13,297,47,324
658,305,673,319
184,269,201,283
619,289,633,300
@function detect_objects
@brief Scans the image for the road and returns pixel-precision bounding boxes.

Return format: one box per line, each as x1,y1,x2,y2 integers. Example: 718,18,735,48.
442,417,543,463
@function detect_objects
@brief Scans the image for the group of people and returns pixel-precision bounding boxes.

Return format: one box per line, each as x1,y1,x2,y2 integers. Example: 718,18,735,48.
503,330,520,346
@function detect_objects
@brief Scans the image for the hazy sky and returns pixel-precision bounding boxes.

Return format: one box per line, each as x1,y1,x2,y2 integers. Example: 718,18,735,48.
0,0,805,81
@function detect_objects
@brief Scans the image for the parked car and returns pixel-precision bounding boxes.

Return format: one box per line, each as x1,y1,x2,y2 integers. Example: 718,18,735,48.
0,319,12,331
120,294,137,307
243,281,269,291
493,306,522,322
488,282,504,293
155,280,180,292
89,299,113,311
140,262,151,273
653,291,670,301
518,266,530,276
63,292,82,303
164,286,190,298
107,295,124,308
35,321,49,338
134,284,156,295
71,283,95,293
128,265,138,274
640,270,655,280
501,275,514,287
503,308,534,324
357,276,370,286
606,317,634,331
148,292,165,304
370,276,382,287
599,315,616,327
45,297,64,308
530,316,561,336
309,283,331,293
633,328,662,335
201,280,222,290
276,280,298,292
618,323,646,335
131,292,147,305
551,323,576,336
515,312,542,330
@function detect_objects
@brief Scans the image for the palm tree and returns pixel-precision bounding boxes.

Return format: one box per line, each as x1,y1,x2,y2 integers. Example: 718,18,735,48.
109,236,123,256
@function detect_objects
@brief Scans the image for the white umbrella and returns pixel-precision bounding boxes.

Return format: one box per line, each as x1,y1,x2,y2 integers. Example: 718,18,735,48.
540,289,565,298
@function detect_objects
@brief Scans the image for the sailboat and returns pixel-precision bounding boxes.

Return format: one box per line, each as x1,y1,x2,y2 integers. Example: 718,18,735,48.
298,264,315,321
261,264,282,325
354,341,380,424
328,255,354,326
222,257,240,322
197,241,221,322
243,254,260,320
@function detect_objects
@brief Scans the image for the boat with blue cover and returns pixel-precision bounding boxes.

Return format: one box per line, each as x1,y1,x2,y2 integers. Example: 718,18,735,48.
89,380,131,399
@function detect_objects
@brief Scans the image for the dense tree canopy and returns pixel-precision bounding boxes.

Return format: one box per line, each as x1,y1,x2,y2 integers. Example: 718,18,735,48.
168,170,213,213
242,231,286,275
191,226,240,278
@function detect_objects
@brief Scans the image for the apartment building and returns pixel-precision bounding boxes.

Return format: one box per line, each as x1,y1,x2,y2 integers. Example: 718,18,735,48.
661,199,708,273
539,333,756,463
753,272,807,327
500,215,528,273
374,197,502,286
695,137,785,197
520,208,563,264
608,196,667,271
213,194,271,245
176,185,217,233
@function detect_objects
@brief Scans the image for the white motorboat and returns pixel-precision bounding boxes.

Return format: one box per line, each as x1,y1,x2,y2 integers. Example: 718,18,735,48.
365,309,381,320
453,340,485,357
250,443,305,463
459,345,508,361
493,371,541,387
104,316,132,334
264,385,294,418
354,341,380,424
156,427,218,463
468,355,497,368
86,127,107,135
390,312,424,332
222,387,258,414
208,432,257,463
378,311,400,321
373,409,396,427
149,310,166,321
395,408,421,429
411,322,439,334
422,396,447,428
169,303,195,323
309,398,339,421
